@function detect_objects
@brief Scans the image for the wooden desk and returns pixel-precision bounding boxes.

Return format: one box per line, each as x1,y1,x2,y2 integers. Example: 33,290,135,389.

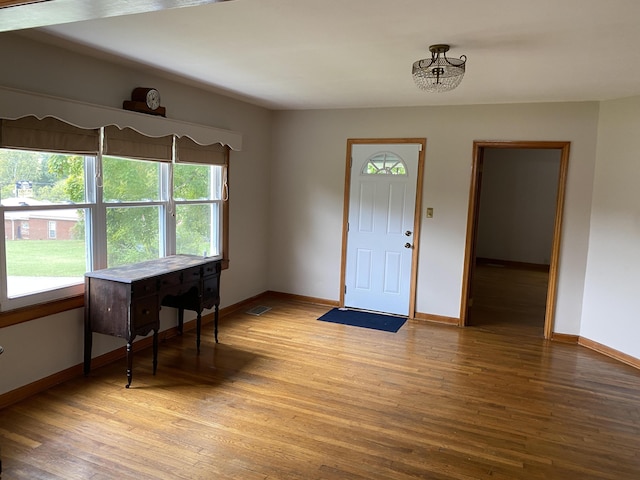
84,255,221,387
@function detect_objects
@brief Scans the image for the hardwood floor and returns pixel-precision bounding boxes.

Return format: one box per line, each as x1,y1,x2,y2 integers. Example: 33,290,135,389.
469,263,549,337
1,294,640,479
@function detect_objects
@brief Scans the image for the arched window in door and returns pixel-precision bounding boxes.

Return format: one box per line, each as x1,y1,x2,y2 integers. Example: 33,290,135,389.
362,151,408,175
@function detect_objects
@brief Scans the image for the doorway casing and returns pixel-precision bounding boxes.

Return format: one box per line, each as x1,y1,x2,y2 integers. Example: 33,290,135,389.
460,141,570,338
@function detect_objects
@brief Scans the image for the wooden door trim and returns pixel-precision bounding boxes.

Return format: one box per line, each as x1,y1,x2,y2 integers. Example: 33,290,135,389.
460,140,571,338
340,138,426,319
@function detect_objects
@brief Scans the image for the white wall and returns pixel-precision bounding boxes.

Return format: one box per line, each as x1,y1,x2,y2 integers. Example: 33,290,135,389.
0,32,272,394
476,148,561,265
270,103,599,333
580,95,640,359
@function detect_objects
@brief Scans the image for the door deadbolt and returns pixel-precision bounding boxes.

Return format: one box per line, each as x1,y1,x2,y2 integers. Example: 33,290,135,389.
405,230,412,236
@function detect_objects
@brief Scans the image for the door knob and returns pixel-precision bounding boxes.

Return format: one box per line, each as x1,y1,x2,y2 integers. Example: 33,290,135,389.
404,243,412,249
405,230,412,236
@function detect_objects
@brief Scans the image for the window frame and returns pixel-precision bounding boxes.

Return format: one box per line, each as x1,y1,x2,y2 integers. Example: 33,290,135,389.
0,151,97,311
0,132,230,326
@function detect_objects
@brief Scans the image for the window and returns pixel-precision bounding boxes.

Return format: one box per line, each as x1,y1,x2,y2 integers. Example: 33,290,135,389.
363,152,407,175
0,149,92,304
173,162,224,258
0,117,229,312
102,155,164,267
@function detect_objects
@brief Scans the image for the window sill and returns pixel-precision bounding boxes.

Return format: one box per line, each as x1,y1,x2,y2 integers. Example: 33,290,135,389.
0,295,84,328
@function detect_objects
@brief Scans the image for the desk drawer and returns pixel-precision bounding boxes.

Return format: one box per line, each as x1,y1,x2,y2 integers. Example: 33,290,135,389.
160,269,199,296
132,279,157,298
132,296,159,331
202,275,220,305
203,261,221,277
158,271,183,290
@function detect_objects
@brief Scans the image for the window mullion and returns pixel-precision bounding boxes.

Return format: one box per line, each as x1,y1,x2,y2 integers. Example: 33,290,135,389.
0,203,8,307
90,150,108,271
161,162,174,256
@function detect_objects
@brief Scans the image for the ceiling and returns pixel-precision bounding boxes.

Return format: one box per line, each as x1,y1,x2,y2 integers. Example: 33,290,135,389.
3,0,640,110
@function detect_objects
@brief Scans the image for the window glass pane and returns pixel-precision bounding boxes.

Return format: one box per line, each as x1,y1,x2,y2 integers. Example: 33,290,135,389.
102,156,161,202
176,203,220,257
0,148,86,204
363,152,407,175
173,163,221,200
106,206,160,267
4,208,87,298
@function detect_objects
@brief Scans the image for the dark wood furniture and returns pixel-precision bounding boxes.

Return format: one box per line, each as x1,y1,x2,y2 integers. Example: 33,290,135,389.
84,254,221,388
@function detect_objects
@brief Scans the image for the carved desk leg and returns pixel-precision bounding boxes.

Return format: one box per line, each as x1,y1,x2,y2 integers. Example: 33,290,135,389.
196,311,202,354
177,308,184,335
152,330,158,375
214,304,219,343
125,336,135,388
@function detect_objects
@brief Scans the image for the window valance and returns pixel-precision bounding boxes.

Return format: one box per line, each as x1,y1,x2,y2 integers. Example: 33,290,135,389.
0,116,100,154
176,136,227,165
0,85,242,151
104,126,173,162
1,116,230,165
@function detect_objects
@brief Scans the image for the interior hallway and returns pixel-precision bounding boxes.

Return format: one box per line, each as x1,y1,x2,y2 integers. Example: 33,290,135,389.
469,262,549,338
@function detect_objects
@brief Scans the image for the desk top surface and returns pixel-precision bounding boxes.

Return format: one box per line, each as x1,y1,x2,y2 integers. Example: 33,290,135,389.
85,255,219,283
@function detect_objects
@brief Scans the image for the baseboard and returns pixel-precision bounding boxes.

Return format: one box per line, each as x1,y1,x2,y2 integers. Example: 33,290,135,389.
550,333,579,344
413,311,460,326
0,362,83,410
579,336,640,370
218,292,272,316
265,291,339,307
476,257,550,272
266,292,459,325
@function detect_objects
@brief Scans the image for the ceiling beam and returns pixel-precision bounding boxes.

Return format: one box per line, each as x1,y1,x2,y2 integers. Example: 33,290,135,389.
0,0,229,32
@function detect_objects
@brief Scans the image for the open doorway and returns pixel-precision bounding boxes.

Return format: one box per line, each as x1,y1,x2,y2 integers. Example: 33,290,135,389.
460,141,570,338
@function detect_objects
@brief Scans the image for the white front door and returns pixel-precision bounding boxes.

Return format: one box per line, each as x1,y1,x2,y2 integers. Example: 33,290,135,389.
344,143,420,316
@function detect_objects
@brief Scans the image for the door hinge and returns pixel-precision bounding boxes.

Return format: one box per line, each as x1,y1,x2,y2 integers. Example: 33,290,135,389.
344,285,347,294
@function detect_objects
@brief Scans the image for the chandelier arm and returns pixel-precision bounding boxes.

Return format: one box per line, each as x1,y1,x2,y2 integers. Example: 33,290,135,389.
412,44,467,93
442,53,467,67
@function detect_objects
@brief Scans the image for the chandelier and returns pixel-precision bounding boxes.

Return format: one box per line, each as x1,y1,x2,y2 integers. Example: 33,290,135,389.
412,44,467,93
